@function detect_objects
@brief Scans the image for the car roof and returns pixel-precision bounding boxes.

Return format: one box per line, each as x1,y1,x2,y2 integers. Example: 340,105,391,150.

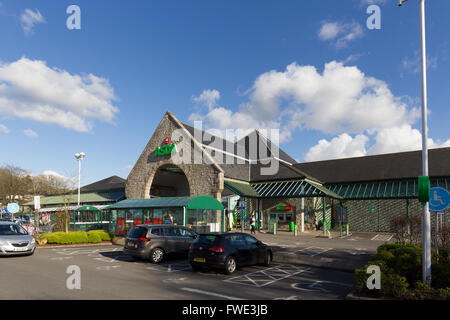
136,224,187,228
0,221,16,225
199,232,247,237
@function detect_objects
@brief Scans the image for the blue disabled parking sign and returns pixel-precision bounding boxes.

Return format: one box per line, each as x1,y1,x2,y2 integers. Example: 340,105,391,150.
429,187,450,212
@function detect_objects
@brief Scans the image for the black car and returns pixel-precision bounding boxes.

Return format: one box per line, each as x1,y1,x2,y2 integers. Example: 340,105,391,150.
188,233,272,274
123,224,198,263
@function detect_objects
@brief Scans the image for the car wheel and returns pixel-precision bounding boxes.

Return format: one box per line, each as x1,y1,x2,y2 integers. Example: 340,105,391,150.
224,256,237,275
262,251,271,267
149,248,164,263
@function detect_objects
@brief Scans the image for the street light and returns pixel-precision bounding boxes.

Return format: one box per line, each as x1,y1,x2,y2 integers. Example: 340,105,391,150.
74,152,86,206
399,0,431,285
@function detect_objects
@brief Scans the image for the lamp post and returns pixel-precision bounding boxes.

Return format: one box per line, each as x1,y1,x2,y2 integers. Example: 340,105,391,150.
399,0,431,284
74,152,86,206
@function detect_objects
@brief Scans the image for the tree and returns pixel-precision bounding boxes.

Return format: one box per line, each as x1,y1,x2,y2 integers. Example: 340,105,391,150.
0,165,32,206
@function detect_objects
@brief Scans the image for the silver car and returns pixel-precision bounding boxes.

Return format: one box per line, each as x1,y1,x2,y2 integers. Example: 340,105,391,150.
0,221,36,256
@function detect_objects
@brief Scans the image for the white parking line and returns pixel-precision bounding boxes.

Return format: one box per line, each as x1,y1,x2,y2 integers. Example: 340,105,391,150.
223,265,309,288
371,234,393,241
181,287,246,300
288,246,332,256
145,262,191,273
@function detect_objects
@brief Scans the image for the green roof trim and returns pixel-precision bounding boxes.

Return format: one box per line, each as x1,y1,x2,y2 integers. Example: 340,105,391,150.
109,196,224,210
23,190,124,206
325,177,450,200
224,178,260,197
75,206,100,212
250,179,343,199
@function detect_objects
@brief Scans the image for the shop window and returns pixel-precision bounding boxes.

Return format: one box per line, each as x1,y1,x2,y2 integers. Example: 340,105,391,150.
153,209,164,224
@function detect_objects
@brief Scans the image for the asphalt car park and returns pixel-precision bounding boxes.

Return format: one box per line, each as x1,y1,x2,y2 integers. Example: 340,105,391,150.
0,244,354,300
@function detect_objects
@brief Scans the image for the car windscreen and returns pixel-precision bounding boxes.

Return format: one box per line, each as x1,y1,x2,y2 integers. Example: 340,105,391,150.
196,235,221,246
127,227,147,238
0,224,28,236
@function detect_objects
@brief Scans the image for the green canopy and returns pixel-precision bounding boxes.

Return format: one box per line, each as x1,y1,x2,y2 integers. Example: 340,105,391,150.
109,196,224,211
185,196,224,210
75,206,100,212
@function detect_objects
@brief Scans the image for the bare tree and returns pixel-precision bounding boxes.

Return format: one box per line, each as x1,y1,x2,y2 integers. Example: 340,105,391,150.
0,165,31,206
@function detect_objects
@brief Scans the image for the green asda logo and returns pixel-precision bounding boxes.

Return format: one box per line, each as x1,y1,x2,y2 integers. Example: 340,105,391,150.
154,143,176,157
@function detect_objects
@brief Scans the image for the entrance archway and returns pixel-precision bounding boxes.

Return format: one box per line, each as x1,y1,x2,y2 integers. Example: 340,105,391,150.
149,164,190,197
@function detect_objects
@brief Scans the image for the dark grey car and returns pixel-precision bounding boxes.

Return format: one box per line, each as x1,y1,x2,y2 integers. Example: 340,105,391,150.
123,224,198,263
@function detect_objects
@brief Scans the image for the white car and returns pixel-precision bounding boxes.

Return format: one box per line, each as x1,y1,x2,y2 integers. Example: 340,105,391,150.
0,221,36,256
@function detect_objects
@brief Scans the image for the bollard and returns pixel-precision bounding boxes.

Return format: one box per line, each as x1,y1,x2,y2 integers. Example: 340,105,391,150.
294,225,298,237
273,223,277,235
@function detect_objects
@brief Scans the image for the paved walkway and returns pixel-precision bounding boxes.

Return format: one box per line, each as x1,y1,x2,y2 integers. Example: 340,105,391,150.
233,229,393,272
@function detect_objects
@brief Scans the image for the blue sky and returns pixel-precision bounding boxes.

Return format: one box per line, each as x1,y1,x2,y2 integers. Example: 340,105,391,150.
0,0,449,185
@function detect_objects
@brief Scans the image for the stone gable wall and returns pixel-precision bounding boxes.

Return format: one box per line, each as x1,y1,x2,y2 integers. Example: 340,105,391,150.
126,113,224,201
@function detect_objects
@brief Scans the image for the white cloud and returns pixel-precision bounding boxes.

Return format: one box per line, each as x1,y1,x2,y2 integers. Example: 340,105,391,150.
23,128,38,138
41,170,76,186
305,133,369,161
318,22,340,41
189,61,448,161
193,89,220,111
318,21,364,48
189,61,419,142
20,8,46,35
369,125,450,154
0,57,119,132
305,125,450,161
0,123,9,134
402,51,438,75
246,61,417,135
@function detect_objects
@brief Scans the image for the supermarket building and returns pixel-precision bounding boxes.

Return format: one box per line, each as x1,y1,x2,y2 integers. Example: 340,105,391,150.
25,111,450,235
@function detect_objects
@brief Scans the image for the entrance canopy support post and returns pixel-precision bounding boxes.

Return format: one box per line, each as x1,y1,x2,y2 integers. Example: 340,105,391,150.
322,197,326,236
301,198,305,233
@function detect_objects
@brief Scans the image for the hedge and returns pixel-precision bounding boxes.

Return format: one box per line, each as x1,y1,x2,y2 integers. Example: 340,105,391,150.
355,243,450,300
40,230,113,245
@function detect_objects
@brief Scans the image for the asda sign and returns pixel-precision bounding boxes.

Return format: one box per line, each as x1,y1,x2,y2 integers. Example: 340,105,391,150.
154,138,176,157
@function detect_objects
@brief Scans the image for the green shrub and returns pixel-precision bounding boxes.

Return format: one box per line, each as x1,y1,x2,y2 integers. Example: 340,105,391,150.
87,232,102,243
68,231,88,244
411,281,434,300
382,273,410,299
354,260,389,296
87,230,112,241
377,243,406,254
437,288,450,300
431,263,450,288
371,250,395,268
38,230,111,244
390,246,422,284
355,243,450,299
43,232,69,244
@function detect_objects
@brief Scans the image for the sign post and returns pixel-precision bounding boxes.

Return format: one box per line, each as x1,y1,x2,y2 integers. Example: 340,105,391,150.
7,203,19,221
428,187,450,255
